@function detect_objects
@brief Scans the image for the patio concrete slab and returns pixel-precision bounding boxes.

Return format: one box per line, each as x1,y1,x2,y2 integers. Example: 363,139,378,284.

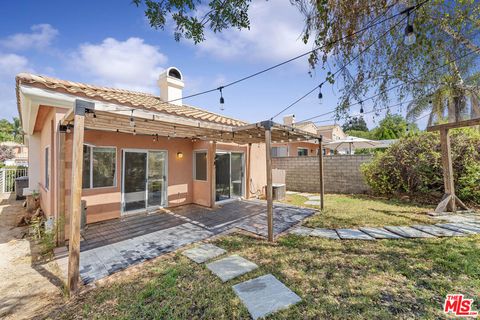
305,200,321,206
182,244,226,263
359,227,404,239
336,229,374,240
310,228,340,239
232,274,301,320
411,225,466,237
435,223,479,234
384,226,434,238
206,255,258,282
289,226,314,236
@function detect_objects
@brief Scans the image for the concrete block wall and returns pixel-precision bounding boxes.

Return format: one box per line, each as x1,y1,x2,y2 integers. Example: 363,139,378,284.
272,155,374,194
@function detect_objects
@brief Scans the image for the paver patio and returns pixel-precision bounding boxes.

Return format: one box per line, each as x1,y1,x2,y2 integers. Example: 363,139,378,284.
206,255,258,282
232,274,302,320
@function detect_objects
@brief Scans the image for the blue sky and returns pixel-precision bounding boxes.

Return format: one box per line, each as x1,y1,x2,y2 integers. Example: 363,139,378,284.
0,0,427,129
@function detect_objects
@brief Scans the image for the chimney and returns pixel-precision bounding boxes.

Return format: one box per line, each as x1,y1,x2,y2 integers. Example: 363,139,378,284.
283,114,295,126
158,67,184,106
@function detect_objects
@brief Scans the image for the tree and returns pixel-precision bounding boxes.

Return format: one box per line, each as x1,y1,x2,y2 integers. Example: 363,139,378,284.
342,116,368,132
0,118,23,143
11,117,23,143
372,114,416,140
135,1,480,122
0,145,14,162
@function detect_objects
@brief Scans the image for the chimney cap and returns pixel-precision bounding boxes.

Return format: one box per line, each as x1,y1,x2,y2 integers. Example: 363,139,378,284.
160,67,183,81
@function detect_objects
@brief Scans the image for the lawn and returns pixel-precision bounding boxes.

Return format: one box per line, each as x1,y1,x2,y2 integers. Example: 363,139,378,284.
47,234,480,319
282,194,435,228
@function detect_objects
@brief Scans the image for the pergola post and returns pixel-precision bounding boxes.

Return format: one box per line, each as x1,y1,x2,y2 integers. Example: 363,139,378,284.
210,141,217,208
57,129,66,246
318,137,324,211
439,128,456,212
67,99,90,295
263,121,274,242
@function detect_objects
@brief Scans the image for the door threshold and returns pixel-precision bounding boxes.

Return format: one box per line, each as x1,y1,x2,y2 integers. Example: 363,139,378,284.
215,198,242,205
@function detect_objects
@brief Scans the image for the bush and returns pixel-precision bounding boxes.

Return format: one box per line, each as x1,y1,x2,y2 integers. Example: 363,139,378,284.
361,128,480,204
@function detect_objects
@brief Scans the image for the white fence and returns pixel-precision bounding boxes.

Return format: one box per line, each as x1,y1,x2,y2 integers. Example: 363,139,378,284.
0,168,28,193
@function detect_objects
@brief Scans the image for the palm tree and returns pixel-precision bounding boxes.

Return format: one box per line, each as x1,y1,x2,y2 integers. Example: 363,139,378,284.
11,117,23,143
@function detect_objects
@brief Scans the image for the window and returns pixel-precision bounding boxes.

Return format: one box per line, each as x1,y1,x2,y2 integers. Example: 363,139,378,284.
194,151,207,181
272,147,288,157
297,148,308,156
44,146,50,189
82,145,116,188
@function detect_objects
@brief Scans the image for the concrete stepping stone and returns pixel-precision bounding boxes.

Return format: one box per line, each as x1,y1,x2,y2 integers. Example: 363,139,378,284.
310,228,339,239
444,223,480,234
182,243,226,263
411,225,466,237
206,255,258,282
336,229,374,240
232,274,301,320
384,226,434,238
359,227,404,239
298,193,313,197
307,195,321,201
305,200,321,206
286,191,299,195
435,224,479,234
289,227,313,236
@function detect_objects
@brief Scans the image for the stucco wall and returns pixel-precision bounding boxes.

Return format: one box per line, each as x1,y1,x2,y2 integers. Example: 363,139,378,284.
272,155,373,194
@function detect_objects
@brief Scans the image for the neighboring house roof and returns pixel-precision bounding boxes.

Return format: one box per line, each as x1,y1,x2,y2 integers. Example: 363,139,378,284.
16,73,247,127
316,124,338,131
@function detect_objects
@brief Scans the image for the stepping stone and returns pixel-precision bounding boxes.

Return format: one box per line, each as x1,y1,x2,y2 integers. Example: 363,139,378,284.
336,229,374,240
305,201,321,206
384,226,434,238
289,227,313,236
298,193,313,197
411,225,466,237
310,228,339,239
307,195,321,201
232,274,301,320
286,191,299,195
182,244,226,263
206,255,258,282
359,227,404,239
444,223,480,234
435,223,478,234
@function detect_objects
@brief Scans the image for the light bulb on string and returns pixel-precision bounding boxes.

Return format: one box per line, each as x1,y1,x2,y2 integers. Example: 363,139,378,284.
318,84,323,99
130,110,135,127
359,101,364,114
404,10,416,46
219,87,225,111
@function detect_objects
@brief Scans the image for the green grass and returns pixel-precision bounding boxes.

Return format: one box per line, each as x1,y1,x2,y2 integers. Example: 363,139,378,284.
49,234,480,319
282,194,435,228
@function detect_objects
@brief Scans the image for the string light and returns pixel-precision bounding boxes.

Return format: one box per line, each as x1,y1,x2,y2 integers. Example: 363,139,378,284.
318,84,323,99
133,128,136,136
173,126,177,137
404,10,416,46
219,87,225,111
359,101,364,114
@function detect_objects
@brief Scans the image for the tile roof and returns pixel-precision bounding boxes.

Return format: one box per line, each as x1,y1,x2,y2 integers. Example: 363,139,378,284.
16,73,247,127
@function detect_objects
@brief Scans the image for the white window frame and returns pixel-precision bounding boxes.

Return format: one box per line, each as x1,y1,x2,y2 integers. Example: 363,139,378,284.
44,145,50,190
297,147,309,156
193,150,208,181
272,146,288,158
82,144,117,189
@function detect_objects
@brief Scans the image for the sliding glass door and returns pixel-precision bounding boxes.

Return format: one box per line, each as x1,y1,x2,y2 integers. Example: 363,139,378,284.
215,152,244,202
122,150,167,214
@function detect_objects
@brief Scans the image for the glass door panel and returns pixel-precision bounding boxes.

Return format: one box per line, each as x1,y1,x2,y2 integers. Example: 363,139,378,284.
148,151,167,207
124,151,147,212
215,153,231,201
231,153,244,198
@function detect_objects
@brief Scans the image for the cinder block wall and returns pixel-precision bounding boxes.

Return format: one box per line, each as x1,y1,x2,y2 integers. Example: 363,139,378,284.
272,155,374,194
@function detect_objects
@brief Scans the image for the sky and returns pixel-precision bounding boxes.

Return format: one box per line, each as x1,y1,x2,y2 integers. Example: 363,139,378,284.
0,0,429,130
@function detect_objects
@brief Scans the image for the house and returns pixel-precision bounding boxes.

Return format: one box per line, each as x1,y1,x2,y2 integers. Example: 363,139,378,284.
16,68,318,242
0,141,28,166
271,115,347,157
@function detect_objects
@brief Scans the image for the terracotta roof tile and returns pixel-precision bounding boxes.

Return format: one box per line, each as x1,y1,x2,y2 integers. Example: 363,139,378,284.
16,73,248,127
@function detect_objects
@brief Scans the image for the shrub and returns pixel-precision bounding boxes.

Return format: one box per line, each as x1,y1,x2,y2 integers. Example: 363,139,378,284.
361,128,480,204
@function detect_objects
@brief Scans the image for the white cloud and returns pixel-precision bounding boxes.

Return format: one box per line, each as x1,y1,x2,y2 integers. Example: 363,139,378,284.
196,0,310,63
0,53,32,120
1,24,58,51
73,37,168,93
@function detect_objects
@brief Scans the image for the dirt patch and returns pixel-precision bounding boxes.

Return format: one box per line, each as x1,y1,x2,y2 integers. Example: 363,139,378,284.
0,197,64,320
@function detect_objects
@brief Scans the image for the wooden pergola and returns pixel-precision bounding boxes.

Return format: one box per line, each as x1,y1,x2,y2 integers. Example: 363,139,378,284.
427,118,480,213
62,99,325,294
